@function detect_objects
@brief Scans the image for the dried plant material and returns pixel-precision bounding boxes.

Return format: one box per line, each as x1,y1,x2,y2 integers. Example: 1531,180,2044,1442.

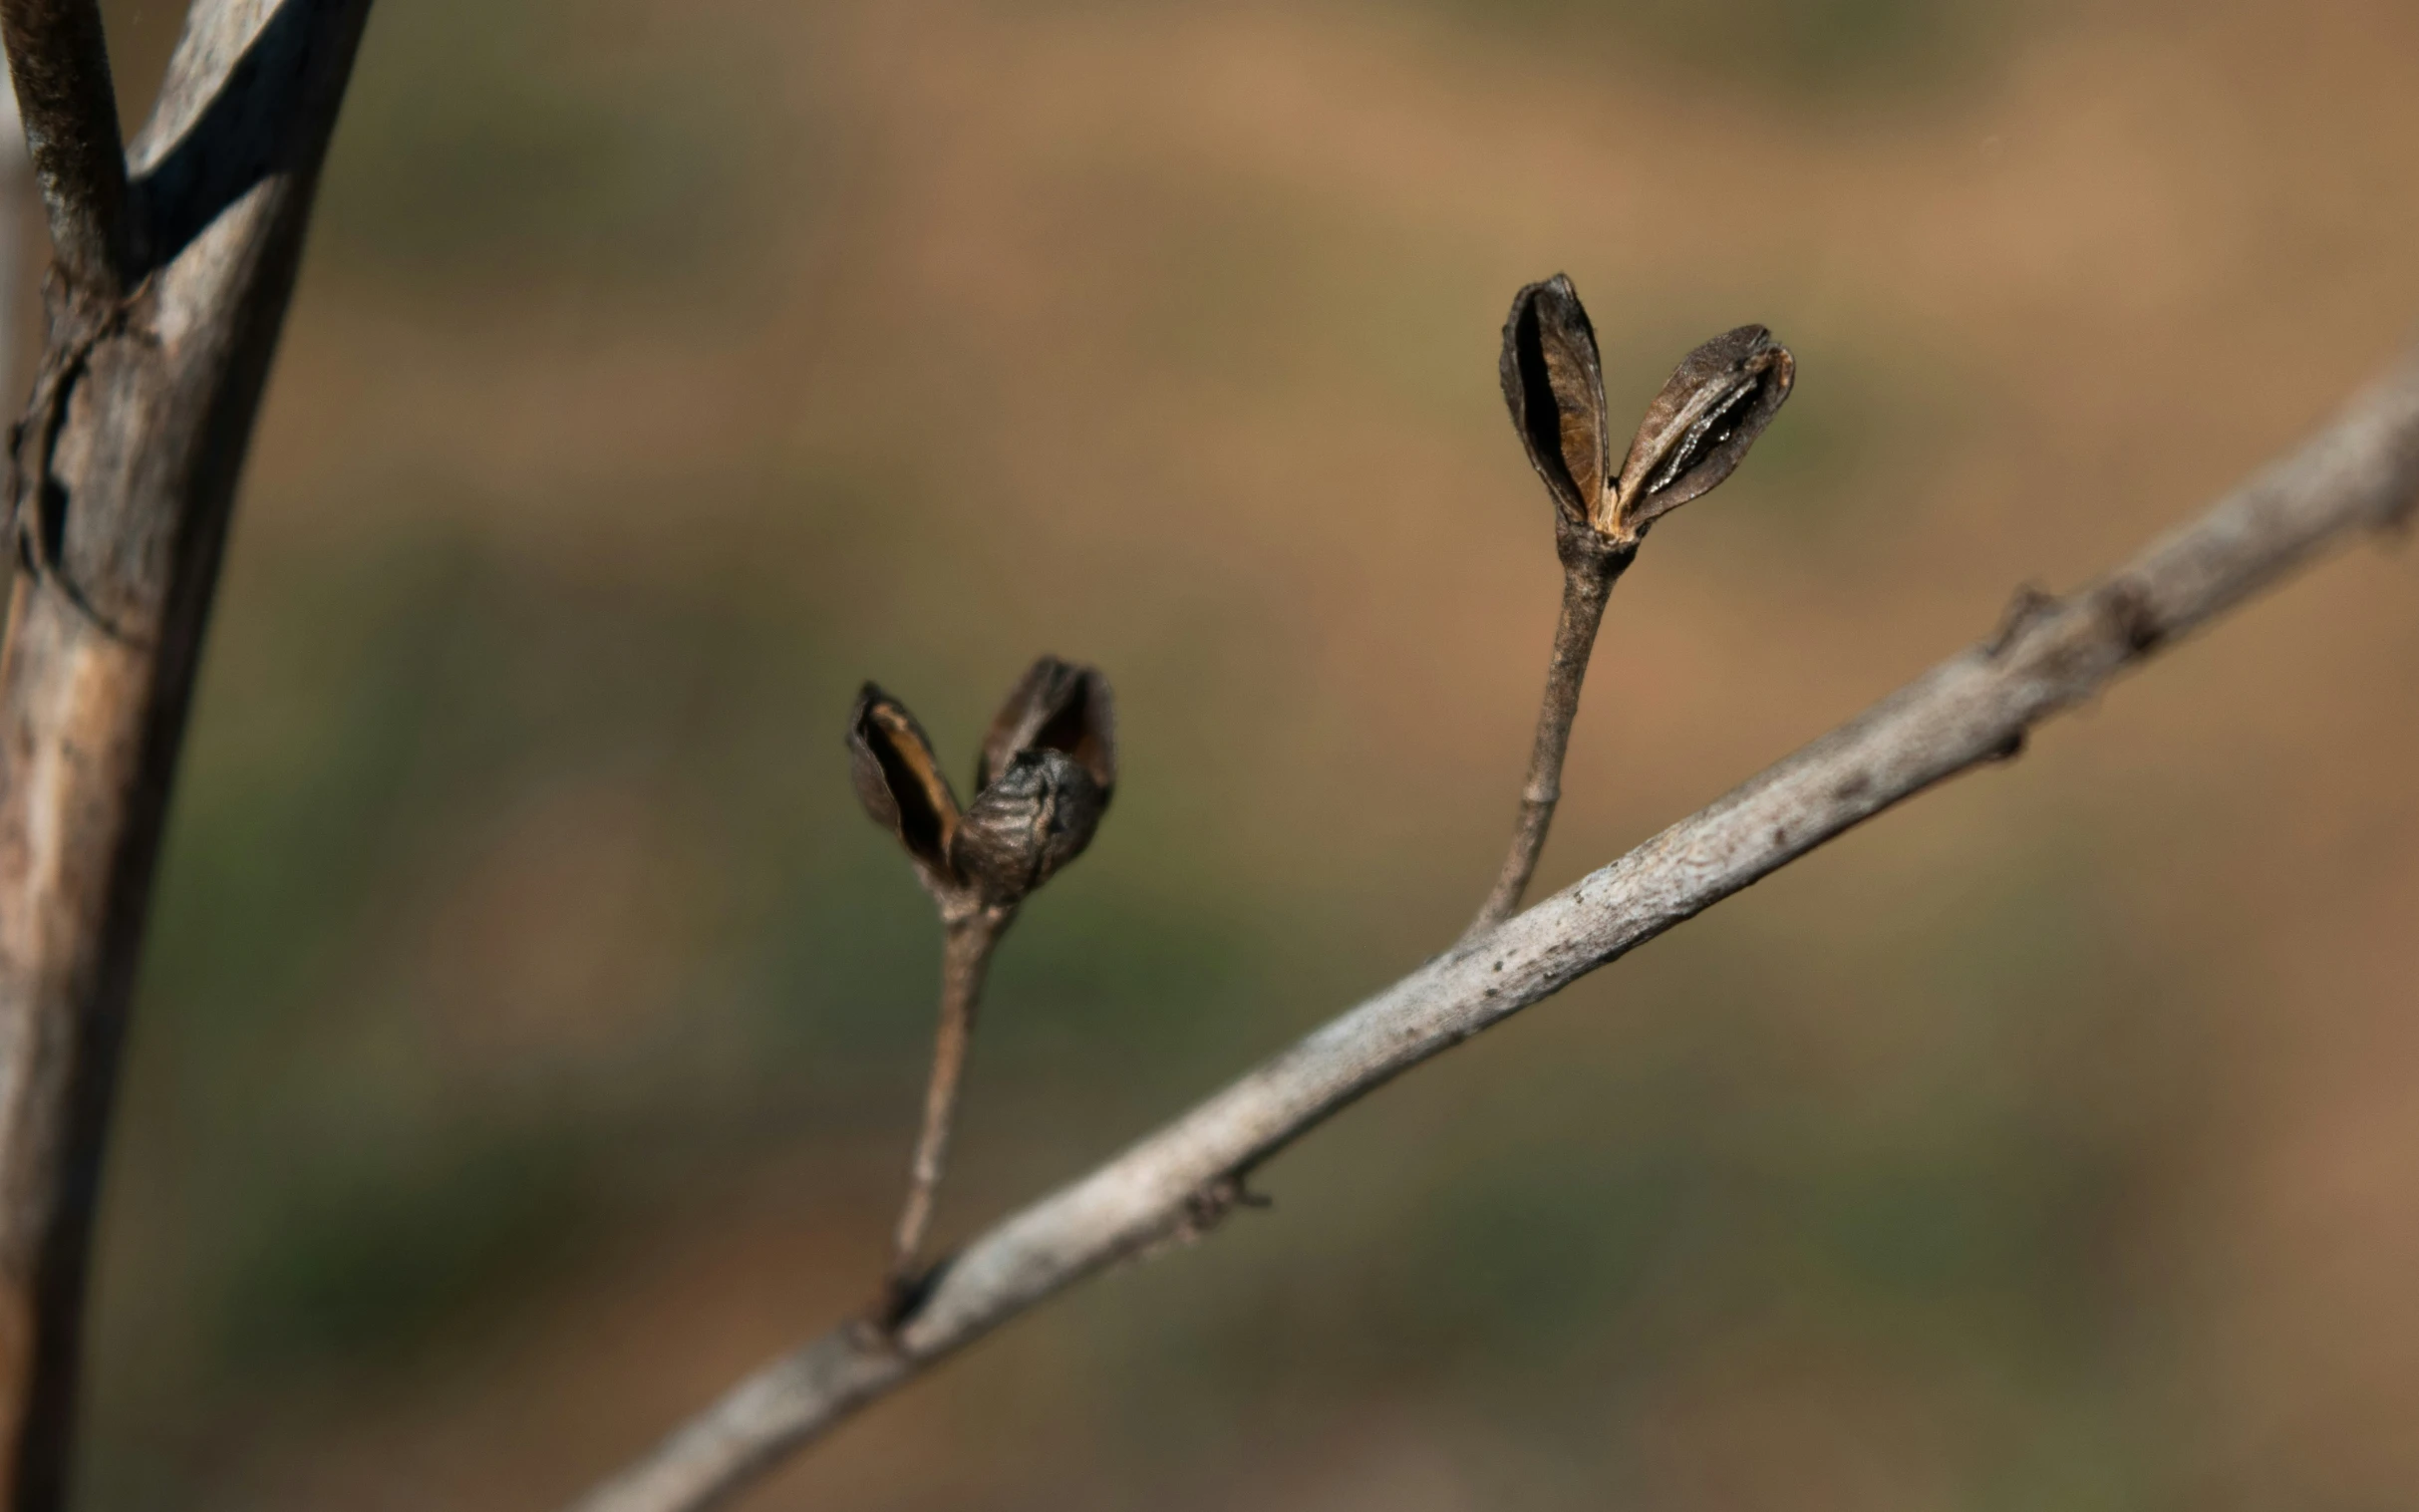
1469,300,1794,941
847,684,963,884
1499,274,1612,531
1611,324,1795,535
848,658,1120,1311
952,750,1110,904
1471,272,1630,941
977,656,1118,798
956,656,1116,904
589,344,2419,1512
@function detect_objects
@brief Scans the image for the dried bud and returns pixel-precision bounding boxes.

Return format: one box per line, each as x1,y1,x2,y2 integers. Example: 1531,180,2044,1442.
977,656,1117,799
847,684,963,884
951,749,1110,904
952,656,1115,905
847,659,1116,910
1499,274,1612,534
1611,325,1794,537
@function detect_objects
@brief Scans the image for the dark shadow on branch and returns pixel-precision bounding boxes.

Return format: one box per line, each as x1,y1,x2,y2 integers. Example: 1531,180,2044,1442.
130,0,338,274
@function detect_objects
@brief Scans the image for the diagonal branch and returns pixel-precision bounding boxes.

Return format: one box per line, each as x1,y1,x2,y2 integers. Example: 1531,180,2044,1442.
0,0,127,293
573,348,2419,1512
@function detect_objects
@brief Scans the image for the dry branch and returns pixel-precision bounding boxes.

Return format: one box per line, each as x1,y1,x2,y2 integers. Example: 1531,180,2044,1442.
573,347,2419,1512
0,0,127,294
0,3,371,1506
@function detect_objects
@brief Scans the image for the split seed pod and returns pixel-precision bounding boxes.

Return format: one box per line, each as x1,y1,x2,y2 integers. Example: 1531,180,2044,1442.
846,660,1117,909
1499,273,1612,540
975,657,1117,797
955,658,1116,905
848,685,963,890
1610,325,1794,537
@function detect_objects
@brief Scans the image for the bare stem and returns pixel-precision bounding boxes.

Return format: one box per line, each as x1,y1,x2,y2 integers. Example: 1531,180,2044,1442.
1464,544,1630,942
885,907,1009,1309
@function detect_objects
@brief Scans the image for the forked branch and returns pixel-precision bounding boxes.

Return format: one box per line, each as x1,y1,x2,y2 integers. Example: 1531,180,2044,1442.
572,349,2419,1512
0,4,372,1507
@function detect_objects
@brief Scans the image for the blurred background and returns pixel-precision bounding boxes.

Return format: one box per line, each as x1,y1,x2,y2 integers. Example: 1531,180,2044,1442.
26,0,2419,1507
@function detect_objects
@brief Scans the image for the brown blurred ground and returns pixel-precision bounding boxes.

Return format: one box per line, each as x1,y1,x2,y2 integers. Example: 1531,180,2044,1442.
62,0,2419,1508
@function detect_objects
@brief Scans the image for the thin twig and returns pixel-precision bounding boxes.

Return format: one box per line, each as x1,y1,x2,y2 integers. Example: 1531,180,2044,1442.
571,347,2419,1512
886,908,1010,1310
0,0,125,293
1464,545,1629,941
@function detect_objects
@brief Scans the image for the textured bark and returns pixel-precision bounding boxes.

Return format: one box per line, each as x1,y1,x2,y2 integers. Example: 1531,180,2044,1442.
574,347,2419,1512
0,0,127,295
0,3,370,1506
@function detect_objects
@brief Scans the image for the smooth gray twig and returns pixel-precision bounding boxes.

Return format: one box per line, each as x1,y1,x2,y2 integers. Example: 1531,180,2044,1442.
571,346,2419,1512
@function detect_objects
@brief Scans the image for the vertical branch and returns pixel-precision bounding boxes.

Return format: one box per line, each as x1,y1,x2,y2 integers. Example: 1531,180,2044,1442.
887,910,1008,1308
0,59,34,400
0,3,372,1508
0,0,125,294
1463,549,1625,940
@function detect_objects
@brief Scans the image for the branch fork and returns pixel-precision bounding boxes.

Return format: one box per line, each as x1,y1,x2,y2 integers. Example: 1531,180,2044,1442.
0,5,375,1508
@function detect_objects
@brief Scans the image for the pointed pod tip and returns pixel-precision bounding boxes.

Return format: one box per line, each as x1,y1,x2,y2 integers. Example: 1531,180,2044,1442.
980,656,1117,796
1609,323,1796,536
1500,273,1611,533
845,683,962,883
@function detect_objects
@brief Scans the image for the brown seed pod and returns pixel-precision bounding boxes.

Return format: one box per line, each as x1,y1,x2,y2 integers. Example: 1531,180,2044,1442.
848,661,1117,909
1611,324,1795,536
951,749,1110,905
977,656,1116,799
1499,273,1612,534
847,684,963,884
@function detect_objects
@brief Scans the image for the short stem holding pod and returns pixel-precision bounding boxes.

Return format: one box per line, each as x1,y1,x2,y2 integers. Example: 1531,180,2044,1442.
1463,537,1633,943
885,902,1014,1318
